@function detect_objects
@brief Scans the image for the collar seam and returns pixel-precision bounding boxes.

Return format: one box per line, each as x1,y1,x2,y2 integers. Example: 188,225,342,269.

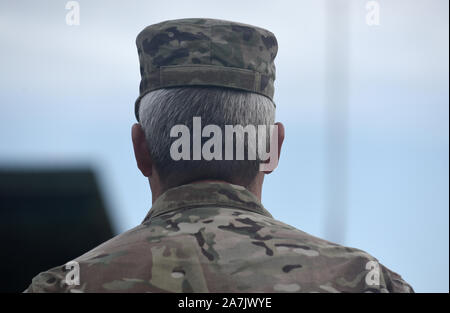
143,202,270,222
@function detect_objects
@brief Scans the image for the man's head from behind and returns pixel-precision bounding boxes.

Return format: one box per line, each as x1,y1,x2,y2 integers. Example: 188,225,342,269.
132,86,284,198
131,18,284,199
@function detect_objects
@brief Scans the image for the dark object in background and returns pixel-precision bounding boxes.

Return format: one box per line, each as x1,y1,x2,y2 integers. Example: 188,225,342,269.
0,168,114,293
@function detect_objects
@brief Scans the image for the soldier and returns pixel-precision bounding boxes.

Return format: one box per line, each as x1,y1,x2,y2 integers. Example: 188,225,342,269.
25,18,413,293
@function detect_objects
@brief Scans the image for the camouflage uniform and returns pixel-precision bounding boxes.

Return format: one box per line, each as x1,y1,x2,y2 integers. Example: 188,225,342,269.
25,182,413,293
25,19,413,292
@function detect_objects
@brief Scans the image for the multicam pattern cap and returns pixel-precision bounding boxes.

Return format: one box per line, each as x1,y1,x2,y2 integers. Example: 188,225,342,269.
135,18,278,121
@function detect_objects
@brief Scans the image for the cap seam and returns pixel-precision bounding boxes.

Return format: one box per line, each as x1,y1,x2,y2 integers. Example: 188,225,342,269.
159,64,269,76
209,24,212,65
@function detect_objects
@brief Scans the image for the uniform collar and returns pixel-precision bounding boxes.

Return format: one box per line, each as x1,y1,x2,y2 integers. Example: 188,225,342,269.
142,182,273,223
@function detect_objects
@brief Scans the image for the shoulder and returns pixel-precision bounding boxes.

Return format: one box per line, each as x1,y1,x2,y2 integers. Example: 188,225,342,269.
24,265,69,293
379,264,415,293
242,215,414,293
25,224,150,293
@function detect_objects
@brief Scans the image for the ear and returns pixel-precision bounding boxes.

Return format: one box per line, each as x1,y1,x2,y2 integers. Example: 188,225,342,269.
132,123,153,177
275,122,285,162
262,121,285,174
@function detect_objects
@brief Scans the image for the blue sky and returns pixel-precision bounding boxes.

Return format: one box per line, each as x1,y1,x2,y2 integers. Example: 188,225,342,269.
0,0,448,292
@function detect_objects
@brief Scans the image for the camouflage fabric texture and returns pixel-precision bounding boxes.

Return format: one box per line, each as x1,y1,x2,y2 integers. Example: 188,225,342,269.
25,182,414,293
135,18,278,121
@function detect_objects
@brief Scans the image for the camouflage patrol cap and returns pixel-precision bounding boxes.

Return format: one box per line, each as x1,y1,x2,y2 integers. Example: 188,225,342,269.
135,18,278,121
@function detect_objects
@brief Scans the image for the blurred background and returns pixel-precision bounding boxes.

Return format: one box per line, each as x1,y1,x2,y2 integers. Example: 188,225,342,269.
0,0,448,292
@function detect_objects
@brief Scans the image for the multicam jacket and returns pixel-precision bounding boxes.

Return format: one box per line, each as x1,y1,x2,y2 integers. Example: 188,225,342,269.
25,182,414,293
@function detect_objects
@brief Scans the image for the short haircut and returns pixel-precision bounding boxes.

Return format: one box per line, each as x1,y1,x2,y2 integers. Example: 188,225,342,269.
139,86,275,189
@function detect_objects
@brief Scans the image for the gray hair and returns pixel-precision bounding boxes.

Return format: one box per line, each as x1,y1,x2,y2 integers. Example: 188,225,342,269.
139,86,275,189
